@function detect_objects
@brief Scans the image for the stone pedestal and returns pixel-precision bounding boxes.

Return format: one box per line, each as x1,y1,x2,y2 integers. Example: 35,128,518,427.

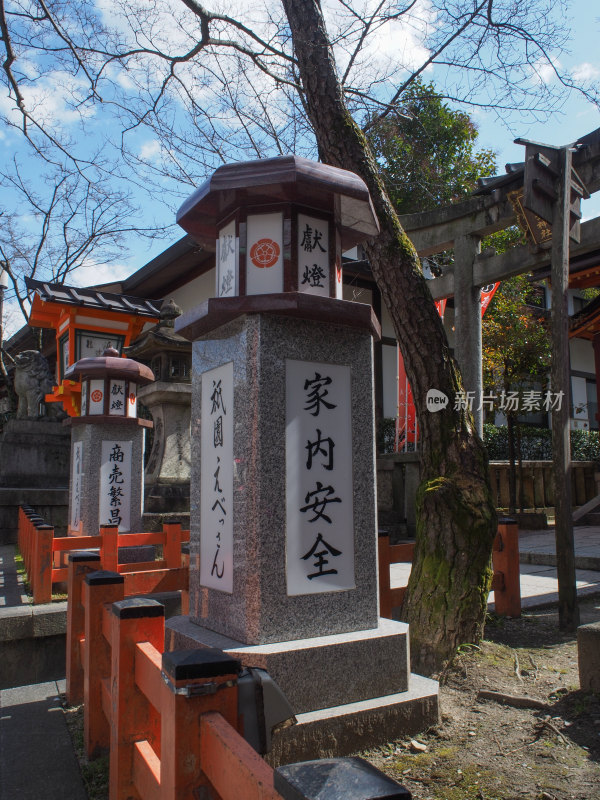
166,614,439,765
138,381,191,514
185,307,379,644
69,419,147,546
0,419,70,489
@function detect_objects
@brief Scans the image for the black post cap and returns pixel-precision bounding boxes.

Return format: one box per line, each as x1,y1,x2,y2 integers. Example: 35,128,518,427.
35,524,53,531
111,597,165,619
162,648,241,682
498,517,518,525
274,757,412,800
69,551,102,563
84,570,125,586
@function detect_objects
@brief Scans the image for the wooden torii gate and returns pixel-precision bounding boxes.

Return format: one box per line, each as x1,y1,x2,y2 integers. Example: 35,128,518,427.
398,127,600,631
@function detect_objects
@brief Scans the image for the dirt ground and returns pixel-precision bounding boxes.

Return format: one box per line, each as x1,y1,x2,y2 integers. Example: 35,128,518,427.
364,597,600,800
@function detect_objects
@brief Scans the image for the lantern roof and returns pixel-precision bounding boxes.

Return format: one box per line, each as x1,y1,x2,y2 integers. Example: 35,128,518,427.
176,155,380,250
125,299,190,359
65,347,155,384
25,277,162,320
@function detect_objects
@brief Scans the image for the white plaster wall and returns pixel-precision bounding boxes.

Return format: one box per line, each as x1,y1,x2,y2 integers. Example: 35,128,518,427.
342,284,372,307
166,268,216,314
570,337,594,374
379,301,396,339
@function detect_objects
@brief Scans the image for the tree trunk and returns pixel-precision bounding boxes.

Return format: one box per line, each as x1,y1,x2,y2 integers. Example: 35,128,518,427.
517,423,525,513
507,413,517,514
282,0,497,674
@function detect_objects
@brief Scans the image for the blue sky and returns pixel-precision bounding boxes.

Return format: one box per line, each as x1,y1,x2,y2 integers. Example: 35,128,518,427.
472,0,600,220
2,0,600,337
124,0,600,264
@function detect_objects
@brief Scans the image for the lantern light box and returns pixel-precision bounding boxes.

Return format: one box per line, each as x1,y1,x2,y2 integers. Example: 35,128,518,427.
177,155,379,303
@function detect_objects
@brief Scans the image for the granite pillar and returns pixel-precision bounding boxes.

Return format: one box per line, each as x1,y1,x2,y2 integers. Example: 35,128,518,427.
138,381,191,515
187,310,379,645
68,419,146,536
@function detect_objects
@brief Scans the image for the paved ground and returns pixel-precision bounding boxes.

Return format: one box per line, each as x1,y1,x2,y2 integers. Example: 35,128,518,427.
0,680,87,800
0,527,598,800
0,544,29,607
389,524,600,610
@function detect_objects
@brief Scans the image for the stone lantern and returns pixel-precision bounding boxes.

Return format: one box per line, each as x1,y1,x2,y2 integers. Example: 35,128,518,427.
125,299,192,528
64,348,154,537
166,155,438,763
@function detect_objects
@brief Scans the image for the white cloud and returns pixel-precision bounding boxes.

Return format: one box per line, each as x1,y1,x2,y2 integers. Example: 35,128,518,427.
70,260,133,288
2,297,26,341
322,0,435,98
571,62,600,83
0,69,96,132
530,56,560,86
139,139,162,161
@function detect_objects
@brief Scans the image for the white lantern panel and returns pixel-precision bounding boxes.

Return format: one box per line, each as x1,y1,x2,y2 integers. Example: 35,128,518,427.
216,219,238,298
88,379,105,414
297,214,330,297
246,212,283,296
127,383,137,418
109,380,127,415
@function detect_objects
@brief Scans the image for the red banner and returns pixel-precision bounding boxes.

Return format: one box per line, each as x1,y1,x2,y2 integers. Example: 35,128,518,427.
480,283,500,317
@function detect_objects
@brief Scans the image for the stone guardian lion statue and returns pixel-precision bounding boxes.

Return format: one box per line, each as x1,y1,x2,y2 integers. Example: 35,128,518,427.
13,350,56,419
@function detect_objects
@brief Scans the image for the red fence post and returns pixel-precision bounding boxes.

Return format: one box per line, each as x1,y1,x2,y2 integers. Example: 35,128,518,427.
159,649,241,800
181,544,190,615
66,551,102,706
23,512,42,578
493,517,521,618
83,570,125,759
109,598,164,800
100,524,119,573
33,524,54,604
378,534,392,619
163,520,182,570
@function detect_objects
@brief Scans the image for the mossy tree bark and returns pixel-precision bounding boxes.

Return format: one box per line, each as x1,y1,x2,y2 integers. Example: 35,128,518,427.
282,0,497,674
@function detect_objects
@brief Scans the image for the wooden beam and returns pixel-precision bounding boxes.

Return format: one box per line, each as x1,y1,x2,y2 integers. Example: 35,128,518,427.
401,194,517,256
426,215,600,301
551,146,580,632
402,132,600,257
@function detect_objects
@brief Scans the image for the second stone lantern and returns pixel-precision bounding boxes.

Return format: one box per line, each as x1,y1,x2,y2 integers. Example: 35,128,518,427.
64,348,154,538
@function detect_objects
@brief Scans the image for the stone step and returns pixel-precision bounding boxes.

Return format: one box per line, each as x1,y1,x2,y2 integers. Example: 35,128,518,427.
165,615,410,714
267,674,440,767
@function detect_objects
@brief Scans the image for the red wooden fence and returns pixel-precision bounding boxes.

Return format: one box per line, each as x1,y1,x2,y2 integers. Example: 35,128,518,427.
17,506,189,604
67,557,284,800
378,518,521,618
